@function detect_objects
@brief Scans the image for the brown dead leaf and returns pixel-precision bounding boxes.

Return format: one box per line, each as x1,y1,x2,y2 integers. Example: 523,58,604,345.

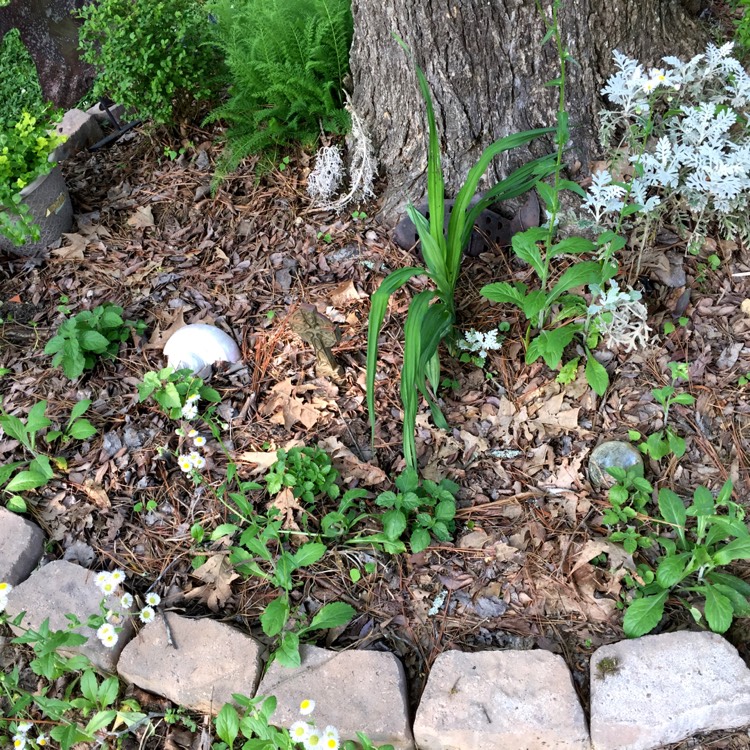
145,309,186,351
268,487,303,531
127,205,155,228
329,280,362,306
261,379,320,430
53,233,87,259
235,440,305,475
317,435,386,486
185,554,238,612
80,479,110,510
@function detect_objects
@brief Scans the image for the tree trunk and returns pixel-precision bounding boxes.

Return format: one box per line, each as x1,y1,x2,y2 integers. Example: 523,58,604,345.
349,0,708,224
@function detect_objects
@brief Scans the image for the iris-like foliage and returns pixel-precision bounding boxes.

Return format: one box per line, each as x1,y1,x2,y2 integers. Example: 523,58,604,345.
366,37,555,469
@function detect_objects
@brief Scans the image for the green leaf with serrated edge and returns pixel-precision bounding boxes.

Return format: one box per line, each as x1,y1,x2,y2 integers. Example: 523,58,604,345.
688,486,714,516
26,400,51,435
623,590,668,637
702,585,733,633
547,261,608,306
410,527,431,553
713,536,750,566
710,583,750,617
549,236,597,257
526,325,578,369
511,227,547,280
199,386,221,403
396,468,419,493
293,542,326,568
706,571,750,597
307,602,355,631
520,290,550,322
84,709,117,735
260,595,289,637
79,329,111,353
216,703,240,748
585,350,609,396
382,508,407,540
0,412,27,443
480,281,528,306
210,523,239,541
98,675,119,707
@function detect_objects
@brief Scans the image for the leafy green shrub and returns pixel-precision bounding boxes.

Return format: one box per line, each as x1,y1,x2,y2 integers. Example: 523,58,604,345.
76,0,221,125
0,29,44,128
366,38,554,469
0,110,66,246
45,304,145,380
265,446,340,505
137,366,221,420
205,0,353,178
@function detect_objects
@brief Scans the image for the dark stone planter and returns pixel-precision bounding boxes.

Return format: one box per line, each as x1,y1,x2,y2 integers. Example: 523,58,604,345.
0,165,73,258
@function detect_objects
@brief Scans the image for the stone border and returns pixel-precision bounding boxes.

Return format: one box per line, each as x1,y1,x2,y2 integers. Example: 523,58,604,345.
3,507,750,749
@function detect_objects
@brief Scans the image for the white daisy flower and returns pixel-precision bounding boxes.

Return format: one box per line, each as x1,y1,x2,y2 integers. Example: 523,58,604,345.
0,594,8,613
299,699,315,716
120,592,134,609
0,581,12,594
178,454,194,472
36,736,48,746
322,726,339,750
145,592,161,607
304,731,322,750
193,435,206,447
12,734,26,750
289,721,311,743
100,631,118,648
109,569,126,586
187,429,199,438
190,454,206,470
97,623,115,641
139,606,156,624
16,723,31,734
94,571,113,593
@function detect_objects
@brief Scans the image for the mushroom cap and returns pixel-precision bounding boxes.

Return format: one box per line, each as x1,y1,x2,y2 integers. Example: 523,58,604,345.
163,324,241,374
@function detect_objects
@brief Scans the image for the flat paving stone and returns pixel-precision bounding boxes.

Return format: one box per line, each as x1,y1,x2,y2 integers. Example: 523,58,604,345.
590,631,750,750
4,560,134,672
117,614,262,714
257,645,414,749
413,649,590,750
0,507,45,585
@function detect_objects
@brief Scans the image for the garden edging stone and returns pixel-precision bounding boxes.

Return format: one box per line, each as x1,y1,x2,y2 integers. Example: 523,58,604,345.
0,506,45,585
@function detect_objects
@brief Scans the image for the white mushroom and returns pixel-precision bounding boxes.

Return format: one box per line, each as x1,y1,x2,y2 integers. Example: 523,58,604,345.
163,324,241,375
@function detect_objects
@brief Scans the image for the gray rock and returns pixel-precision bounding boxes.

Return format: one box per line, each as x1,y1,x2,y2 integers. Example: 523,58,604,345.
4,560,134,672
257,645,414,749
0,507,45,585
117,614,262,714
590,631,750,750
50,108,103,161
588,440,644,488
413,649,590,750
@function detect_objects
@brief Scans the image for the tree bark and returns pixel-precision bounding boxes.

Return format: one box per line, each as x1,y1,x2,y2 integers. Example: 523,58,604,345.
349,0,708,224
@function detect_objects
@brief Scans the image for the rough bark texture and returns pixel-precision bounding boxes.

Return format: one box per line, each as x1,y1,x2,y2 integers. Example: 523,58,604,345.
0,0,94,109
350,0,709,224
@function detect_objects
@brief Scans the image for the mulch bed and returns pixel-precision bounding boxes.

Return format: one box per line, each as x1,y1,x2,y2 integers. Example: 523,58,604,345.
1,122,749,747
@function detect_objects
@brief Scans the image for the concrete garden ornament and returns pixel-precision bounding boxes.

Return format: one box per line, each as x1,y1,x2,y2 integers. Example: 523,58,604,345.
163,323,241,375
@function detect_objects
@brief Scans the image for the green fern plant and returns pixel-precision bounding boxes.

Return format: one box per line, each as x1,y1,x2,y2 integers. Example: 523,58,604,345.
205,0,352,180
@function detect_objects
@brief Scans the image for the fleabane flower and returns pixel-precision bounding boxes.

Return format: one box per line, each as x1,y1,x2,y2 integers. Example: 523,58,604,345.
322,726,339,750
299,699,315,716
110,569,126,586
188,451,206,470
16,723,31,734
304,731,322,750
178,454,194,473
96,623,117,647
181,402,198,420
100,631,119,648
289,721,311,743
94,572,119,596
36,736,48,747
145,591,161,607
139,606,156,624
193,435,206,447
0,582,12,595
120,592,134,609
187,429,199,438
12,734,26,750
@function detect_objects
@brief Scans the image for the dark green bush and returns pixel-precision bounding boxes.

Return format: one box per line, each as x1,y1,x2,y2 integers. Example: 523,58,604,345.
205,0,353,179
77,0,222,125
0,29,45,127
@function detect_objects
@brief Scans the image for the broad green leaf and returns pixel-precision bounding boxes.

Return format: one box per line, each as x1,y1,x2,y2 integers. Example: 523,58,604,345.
480,281,528,307
710,583,750,617
79,329,111,353
29,454,54,480
623,590,668,637
713,537,750,566
556,179,587,198
59,339,85,379
702,585,733,633
98,675,120,707
260,595,289,637
549,236,597,257
410,527,431,553
688,486,714,516
84,710,117,735
68,419,97,440
6,495,26,512
382,509,407,541
0,460,25,486
69,398,92,423
210,523,239,541
80,669,98,703
200,386,222,403
308,602,355,631
511,227,547,280
535,181,556,212
658,488,687,546
26,400,51,434
5,470,49,493
706,571,750,597
216,703,241,748
275,631,301,668
526,325,578,369
585,351,609,396
547,261,608,306
395,468,419,493
293,543,326,568
519,290,550,322
655,552,690,588
0,413,27,443
51,722,93,747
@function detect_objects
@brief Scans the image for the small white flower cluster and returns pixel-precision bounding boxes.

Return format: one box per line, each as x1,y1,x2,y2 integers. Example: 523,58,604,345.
596,41,750,239
11,721,47,749
307,145,345,203
93,570,161,646
458,328,504,360
0,580,11,613
588,281,651,353
289,699,340,750
181,392,200,420
176,427,208,472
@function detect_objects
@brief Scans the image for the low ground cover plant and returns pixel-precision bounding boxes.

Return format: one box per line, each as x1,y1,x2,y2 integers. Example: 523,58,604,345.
0,29,44,129
45,303,146,380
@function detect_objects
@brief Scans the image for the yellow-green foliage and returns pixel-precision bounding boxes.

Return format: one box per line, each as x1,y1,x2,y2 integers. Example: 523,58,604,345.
206,0,353,178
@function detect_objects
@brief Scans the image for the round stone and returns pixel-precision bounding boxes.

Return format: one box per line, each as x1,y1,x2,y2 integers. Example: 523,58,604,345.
588,440,644,488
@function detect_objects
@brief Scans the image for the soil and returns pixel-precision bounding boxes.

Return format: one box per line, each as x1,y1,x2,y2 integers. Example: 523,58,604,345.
1,122,749,749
